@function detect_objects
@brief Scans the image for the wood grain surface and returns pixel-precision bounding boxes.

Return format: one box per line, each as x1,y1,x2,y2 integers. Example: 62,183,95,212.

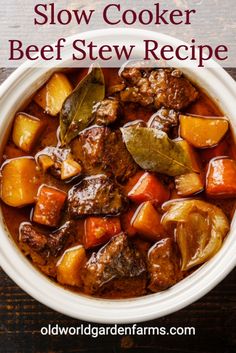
0,68,236,353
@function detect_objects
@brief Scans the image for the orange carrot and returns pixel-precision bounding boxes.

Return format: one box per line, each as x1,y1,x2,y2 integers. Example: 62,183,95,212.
132,201,165,241
84,217,121,249
128,172,170,205
206,158,236,198
33,185,67,227
123,171,145,196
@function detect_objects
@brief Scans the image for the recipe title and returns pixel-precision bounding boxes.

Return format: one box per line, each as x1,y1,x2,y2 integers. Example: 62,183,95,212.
7,2,229,67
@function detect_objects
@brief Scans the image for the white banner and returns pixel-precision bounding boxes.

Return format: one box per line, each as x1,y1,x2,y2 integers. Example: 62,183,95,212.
0,0,235,67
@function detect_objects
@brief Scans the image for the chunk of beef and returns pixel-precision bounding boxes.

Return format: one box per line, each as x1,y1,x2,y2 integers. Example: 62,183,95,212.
104,130,138,182
93,99,121,126
121,68,198,110
36,146,71,178
148,238,182,292
72,127,107,175
19,221,74,259
121,67,142,85
20,223,47,254
72,126,137,182
148,107,179,134
68,175,127,218
81,233,146,295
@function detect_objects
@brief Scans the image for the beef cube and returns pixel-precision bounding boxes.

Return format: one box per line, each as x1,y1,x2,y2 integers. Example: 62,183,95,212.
148,238,182,292
68,175,127,218
47,222,75,257
94,99,121,125
121,67,142,85
72,126,137,182
72,126,109,175
151,69,198,110
81,233,146,295
19,221,74,259
121,68,198,110
19,223,48,254
148,107,179,134
104,130,138,182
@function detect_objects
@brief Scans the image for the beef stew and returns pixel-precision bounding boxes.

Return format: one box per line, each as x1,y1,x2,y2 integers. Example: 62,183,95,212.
0,66,235,299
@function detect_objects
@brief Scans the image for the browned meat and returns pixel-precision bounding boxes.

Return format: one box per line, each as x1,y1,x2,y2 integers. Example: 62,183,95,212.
72,126,137,182
148,107,179,134
81,233,146,295
36,146,71,178
148,238,182,292
19,221,74,258
68,174,127,218
72,127,107,175
120,68,198,110
121,67,143,85
104,130,138,182
20,223,47,254
93,99,121,125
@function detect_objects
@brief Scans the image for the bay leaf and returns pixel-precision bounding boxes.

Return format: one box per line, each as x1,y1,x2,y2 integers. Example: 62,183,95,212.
121,127,194,176
60,66,105,145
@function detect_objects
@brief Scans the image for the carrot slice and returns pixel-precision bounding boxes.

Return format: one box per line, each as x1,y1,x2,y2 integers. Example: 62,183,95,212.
206,158,236,198
128,172,170,205
84,217,121,249
33,185,67,227
123,171,145,196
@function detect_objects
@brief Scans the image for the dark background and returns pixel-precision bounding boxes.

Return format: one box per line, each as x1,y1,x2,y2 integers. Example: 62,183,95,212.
0,68,236,353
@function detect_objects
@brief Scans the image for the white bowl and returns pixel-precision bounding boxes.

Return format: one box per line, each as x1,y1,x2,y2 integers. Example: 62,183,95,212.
0,29,236,324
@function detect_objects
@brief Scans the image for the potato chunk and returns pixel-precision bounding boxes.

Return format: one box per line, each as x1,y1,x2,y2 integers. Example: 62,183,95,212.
61,159,82,180
38,155,54,172
57,245,86,287
34,73,73,116
12,113,44,152
1,158,40,207
132,201,165,241
180,115,229,148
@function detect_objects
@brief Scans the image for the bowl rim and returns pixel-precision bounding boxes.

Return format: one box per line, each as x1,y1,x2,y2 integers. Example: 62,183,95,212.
0,28,236,324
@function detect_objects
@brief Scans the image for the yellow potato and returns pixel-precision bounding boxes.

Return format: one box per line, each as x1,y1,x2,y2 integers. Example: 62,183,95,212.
61,159,82,180
34,73,73,116
132,201,164,241
1,158,40,207
12,113,44,152
57,245,86,287
37,155,54,172
180,115,229,148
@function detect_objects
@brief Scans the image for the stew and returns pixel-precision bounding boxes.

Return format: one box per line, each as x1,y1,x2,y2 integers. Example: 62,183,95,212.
1,65,235,299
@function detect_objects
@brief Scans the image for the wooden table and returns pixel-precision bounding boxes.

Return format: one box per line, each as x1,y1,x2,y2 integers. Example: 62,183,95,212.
0,68,236,353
